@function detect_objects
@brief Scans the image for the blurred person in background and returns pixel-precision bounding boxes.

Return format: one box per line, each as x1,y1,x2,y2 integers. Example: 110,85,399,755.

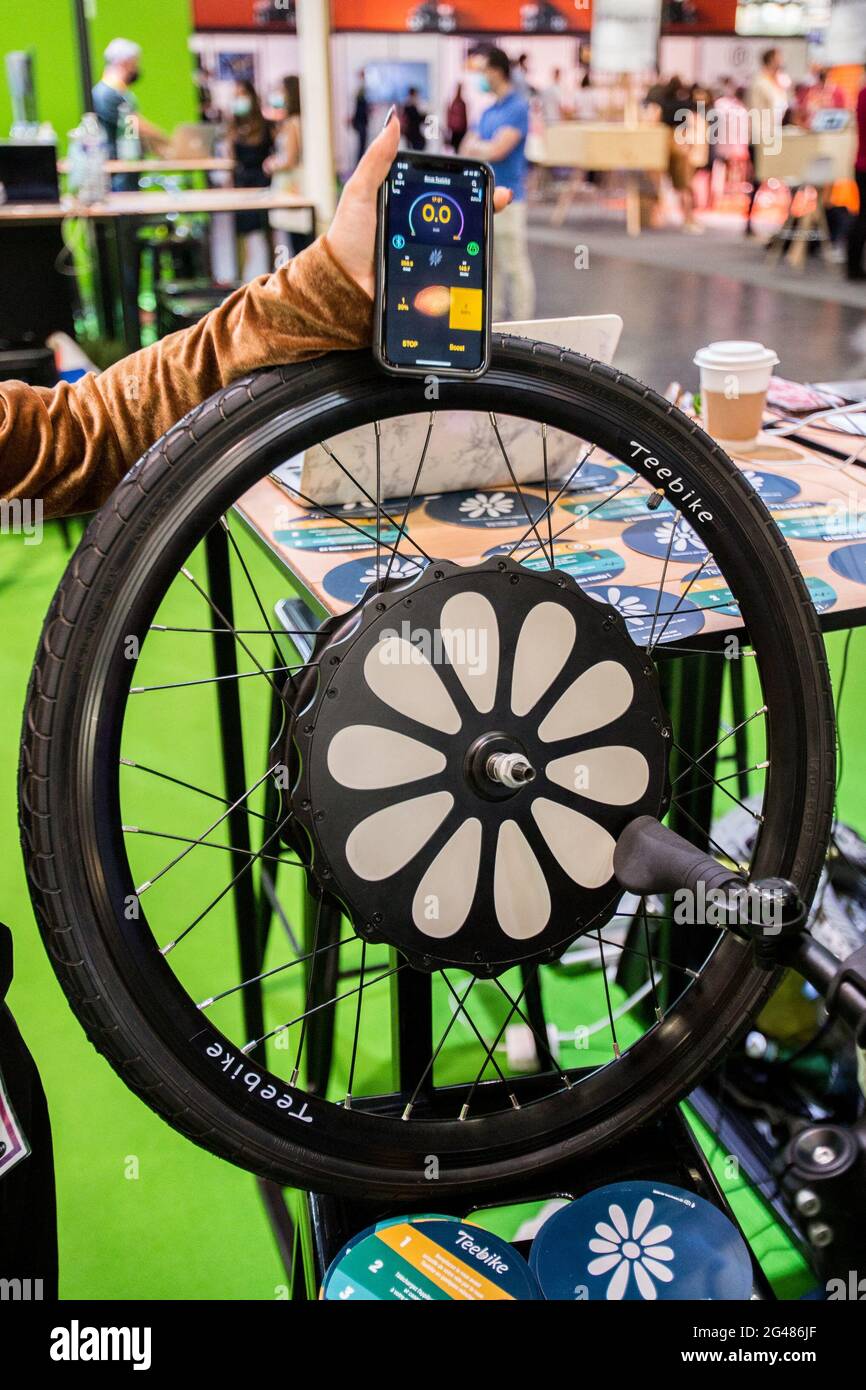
745,48,790,236
652,76,703,233
540,67,567,125
463,47,535,319
350,69,370,165
401,87,427,151
711,83,751,202
265,75,310,258
92,37,169,180
446,82,468,152
227,79,274,279
804,65,846,121
512,53,532,98
847,65,866,283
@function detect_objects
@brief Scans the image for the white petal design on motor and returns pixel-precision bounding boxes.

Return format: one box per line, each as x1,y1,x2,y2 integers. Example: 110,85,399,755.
494,820,551,939
412,818,483,938
364,636,461,734
538,660,633,744
511,602,577,717
545,746,650,807
439,591,499,714
327,724,446,790
345,792,454,881
531,798,616,889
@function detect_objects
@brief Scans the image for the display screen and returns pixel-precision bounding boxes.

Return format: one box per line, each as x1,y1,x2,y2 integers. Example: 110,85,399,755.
381,157,488,373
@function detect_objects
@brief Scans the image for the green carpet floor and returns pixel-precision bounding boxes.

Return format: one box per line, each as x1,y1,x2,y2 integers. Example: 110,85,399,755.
2,520,862,1299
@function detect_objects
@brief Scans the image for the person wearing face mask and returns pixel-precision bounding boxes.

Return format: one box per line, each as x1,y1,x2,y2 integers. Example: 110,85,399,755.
228,80,275,279
463,47,535,321
92,37,169,187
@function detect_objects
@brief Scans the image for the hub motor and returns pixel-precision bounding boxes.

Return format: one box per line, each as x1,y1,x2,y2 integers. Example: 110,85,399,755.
284,557,670,975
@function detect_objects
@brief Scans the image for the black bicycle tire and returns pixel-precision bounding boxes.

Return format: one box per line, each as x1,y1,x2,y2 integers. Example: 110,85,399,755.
19,341,836,1199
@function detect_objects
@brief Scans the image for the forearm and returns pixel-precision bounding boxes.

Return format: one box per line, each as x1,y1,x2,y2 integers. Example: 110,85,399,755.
0,236,372,518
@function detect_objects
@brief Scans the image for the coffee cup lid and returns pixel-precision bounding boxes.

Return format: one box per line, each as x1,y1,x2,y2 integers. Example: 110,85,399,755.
693,340,779,370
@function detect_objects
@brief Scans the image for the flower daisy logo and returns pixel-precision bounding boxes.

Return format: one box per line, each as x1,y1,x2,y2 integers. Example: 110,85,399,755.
587,1197,675,1300
459,491,515,520
652,519,704,555
360,557,424,586
588,587,650,628
326,590,653,942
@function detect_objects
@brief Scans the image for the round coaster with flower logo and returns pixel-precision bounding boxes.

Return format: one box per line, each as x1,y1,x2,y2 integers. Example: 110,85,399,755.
322,1216,542,1301
529,1180,754,1301
425,488,547,529
621,516,709,565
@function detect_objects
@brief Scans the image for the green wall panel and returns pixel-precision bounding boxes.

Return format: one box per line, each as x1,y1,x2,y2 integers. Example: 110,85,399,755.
0,0,196,154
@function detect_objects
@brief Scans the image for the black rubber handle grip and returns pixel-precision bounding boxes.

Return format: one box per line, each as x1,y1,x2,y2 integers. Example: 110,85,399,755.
614,815,743,897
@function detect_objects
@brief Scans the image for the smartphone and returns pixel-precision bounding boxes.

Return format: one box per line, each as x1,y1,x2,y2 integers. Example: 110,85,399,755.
374,150,494,379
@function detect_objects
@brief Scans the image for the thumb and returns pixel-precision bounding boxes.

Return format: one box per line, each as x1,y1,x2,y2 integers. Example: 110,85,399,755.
350,113,401,193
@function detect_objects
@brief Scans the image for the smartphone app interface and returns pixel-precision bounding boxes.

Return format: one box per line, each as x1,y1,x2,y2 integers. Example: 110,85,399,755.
384,159,487,371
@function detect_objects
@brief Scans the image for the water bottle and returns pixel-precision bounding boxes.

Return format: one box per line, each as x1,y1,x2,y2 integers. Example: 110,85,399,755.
69,113,108,204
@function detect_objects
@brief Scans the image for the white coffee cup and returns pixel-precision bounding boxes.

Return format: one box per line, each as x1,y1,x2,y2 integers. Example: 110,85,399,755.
693,340,779,451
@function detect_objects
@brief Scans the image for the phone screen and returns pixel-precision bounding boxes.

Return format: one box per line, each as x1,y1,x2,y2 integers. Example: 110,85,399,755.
379,155,490,375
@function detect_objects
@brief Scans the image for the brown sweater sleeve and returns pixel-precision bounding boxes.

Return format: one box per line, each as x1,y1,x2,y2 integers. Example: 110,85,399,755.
0,236,373,518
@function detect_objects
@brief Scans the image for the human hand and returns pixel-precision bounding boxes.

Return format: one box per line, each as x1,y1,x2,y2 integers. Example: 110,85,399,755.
327,113,513,299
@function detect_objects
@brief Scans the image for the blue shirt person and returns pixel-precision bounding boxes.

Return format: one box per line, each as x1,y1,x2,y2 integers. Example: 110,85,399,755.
463,48,535,319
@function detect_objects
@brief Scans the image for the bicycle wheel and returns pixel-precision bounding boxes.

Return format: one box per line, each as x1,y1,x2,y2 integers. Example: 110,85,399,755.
20,341,835,1199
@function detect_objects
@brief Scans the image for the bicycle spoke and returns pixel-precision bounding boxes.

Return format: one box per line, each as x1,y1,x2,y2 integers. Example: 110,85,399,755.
219,514,286,668
151,624,324,637
197,932,356,1010
161,814,291,953
291,892,324,1084
641,900,663,1023
318,439,434,563
647,553,713,654
243,961,406,1056
439,971,511,1092
648,514,681,649
594,930,700,981
124,823,301,865
460,967,539,1118
137,763,279,896
668,798,748,873
401,974,476,1120
130,665,305,694
273,469,430,568
492,975,571,1087
520,474,635,563
595,932,621,1058
120,755,277,825
671,739,765,820
383,413,435,589
671,706,767,788
509,440,597,558
180,565,289,700
343,938,368,1108
488,412,552,567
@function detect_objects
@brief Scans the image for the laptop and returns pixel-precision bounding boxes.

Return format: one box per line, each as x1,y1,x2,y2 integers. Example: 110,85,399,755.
0,142,60,204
